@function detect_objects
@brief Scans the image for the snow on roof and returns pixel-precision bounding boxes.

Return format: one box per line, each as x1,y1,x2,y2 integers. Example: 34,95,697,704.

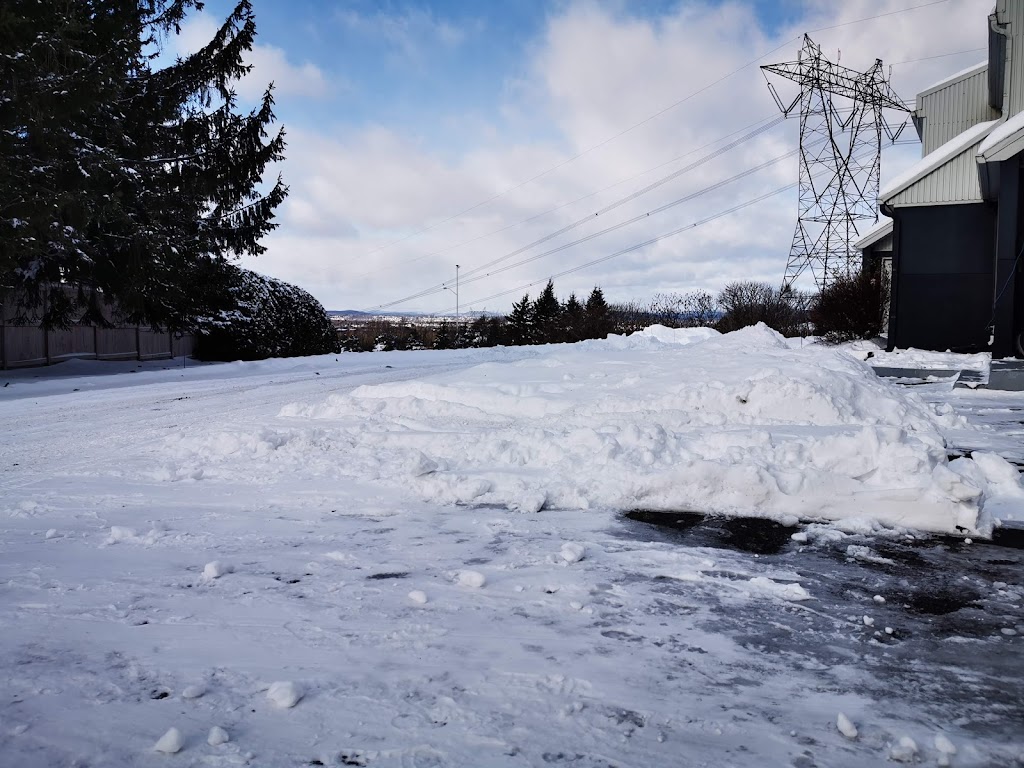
917,61,987,100
853,219,893,251
880,119,999,203
978,110,1024,161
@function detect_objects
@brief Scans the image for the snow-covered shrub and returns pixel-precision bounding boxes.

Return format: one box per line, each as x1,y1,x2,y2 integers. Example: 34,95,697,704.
194,267,340,361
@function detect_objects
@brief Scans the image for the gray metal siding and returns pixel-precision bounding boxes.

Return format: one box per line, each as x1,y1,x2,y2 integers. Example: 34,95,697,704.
888,145,987,206
918,69,996,154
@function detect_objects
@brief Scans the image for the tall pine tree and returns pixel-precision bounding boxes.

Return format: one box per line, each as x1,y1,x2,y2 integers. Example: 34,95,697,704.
506,293,533,346
0,0,287,329
531,279,561,344
584,286,612,340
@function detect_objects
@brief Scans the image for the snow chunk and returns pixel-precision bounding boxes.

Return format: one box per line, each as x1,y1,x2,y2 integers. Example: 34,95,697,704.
202,561,233,580
863,615,875,627
972,452,1024,496
153,727,184,754
456,570,486,588
408,590,428,604
935,732,957,766
889,735,918,762
181,684,206,700
560,542,586,564
45,528,58,539
836,712,858,740
747,576,811,602
107,526,136,543
207,726,229,746
267,681,302,708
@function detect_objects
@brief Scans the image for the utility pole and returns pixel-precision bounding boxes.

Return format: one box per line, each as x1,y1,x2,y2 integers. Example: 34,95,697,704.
762,35,909,290
443,264,460,347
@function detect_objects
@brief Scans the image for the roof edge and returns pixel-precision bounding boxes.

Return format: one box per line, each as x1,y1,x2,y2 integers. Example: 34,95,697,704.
853,220,893,251
917,61,988,101
880,119,999,203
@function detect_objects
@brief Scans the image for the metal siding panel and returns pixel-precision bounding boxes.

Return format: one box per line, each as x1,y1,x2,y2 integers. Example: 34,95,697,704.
890,149,984,206
919,70,992,155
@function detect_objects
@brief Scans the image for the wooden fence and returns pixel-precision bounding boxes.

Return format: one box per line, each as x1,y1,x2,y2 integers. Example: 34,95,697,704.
1,291,194,370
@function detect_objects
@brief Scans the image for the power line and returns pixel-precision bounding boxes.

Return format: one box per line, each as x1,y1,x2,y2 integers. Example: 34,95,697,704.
444,185,797,313
805,0,952,34
355,0,946,270
372,145,801,311
367,116,787,309
349,112,785,282
437,143,902,314
890,47,986,66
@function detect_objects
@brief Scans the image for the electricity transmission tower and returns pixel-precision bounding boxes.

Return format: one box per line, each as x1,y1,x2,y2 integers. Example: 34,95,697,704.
762,35,909,290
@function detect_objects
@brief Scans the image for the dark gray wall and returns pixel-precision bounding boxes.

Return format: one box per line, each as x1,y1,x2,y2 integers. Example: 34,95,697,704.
888,203,995,351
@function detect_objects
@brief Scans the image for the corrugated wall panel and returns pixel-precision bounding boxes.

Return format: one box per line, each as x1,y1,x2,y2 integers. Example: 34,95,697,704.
919,69,995,154
889,148,984,206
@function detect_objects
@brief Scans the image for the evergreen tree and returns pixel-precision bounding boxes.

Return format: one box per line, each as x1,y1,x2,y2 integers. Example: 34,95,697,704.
584,287,612,339
532,279,561,344
487,316,507,346
0,1,287,330
433,321,454,350
506,293,534,346
562,292,584,343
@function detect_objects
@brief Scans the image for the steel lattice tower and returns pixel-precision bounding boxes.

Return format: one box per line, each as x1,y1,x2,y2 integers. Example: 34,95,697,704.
762,35,909,290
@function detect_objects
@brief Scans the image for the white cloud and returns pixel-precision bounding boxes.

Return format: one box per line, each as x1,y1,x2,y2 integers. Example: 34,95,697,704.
248,0,993,312
335,7,469,61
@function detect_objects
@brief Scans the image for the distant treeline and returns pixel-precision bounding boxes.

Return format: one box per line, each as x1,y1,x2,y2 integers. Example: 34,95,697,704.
337,269,886,353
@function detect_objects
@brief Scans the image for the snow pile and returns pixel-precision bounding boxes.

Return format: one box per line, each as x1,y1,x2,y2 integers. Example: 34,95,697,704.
273,325,1004,535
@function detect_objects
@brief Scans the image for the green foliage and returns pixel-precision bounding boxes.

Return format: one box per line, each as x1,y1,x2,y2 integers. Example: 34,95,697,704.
532,280,561,344
194,265,339,361
562,293,584,342
0,1,287,330
507,293,534,346
584,287,613,339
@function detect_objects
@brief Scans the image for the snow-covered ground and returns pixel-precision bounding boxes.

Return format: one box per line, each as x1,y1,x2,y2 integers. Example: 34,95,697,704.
1,327,1022,767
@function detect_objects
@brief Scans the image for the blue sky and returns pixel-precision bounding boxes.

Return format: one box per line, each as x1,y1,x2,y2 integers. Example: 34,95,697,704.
177,0,994,312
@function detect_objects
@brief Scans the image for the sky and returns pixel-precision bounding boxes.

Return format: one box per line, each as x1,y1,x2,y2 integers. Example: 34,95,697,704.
174,0,994,313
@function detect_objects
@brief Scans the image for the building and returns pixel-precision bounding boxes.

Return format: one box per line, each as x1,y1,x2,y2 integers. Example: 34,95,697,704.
871,0,1024,357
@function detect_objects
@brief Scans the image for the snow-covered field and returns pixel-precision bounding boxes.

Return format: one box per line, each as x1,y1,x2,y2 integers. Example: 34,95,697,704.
1,327,1022,767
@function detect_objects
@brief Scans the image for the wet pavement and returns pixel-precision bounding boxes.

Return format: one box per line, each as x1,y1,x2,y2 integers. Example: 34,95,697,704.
616,509,1024,748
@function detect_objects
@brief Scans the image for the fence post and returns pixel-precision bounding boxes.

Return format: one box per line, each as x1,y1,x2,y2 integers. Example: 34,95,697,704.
42,292,50,366
136,325,141,361
1,296,6,371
